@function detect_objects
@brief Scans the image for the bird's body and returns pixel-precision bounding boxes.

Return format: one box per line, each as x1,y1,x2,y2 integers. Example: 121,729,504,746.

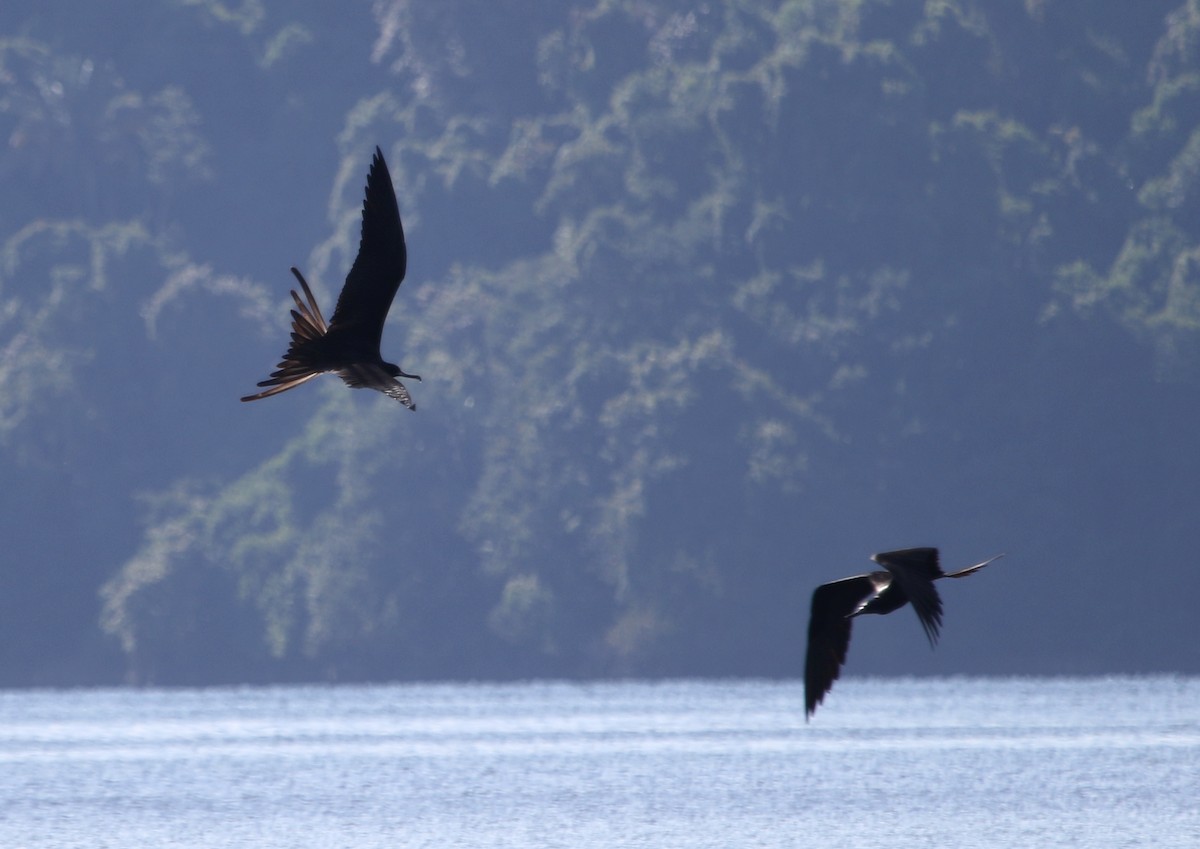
241,146,420,409
803,547,1002,719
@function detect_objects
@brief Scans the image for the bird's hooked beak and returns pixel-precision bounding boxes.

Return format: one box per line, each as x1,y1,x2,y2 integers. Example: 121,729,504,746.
385,362,421,381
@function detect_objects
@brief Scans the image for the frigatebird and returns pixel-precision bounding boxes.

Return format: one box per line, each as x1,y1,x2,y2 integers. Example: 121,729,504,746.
241,146,420,409
803,547,1003,719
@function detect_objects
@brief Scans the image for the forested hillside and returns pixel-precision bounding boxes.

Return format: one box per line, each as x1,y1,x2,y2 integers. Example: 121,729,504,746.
2,0,1198,686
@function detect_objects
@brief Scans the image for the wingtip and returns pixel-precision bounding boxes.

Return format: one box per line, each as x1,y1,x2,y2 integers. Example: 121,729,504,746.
804,695,822,721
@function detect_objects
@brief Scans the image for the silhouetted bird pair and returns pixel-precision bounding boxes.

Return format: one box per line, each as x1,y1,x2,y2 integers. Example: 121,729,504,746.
804,547,1003,719
240,153,1002,723
242,146,420,409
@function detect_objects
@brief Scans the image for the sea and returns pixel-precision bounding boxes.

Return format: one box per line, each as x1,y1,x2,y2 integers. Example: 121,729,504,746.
0,676,1195,848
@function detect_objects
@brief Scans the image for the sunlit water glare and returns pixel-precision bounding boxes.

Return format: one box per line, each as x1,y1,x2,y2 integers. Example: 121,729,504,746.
1,677,1196,848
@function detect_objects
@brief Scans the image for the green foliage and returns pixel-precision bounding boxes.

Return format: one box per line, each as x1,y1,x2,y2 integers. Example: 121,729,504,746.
3,0,1199,685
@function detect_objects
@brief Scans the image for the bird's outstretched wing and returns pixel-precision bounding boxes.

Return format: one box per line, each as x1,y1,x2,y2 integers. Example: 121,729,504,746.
872,548,945,647
335,363,416,411
240,268,330,402
328,146,407,353
804,575,880,719
943,552,1005,578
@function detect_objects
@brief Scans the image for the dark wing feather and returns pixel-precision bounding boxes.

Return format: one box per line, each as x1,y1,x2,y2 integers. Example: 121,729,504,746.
241,269,330,402
336,363,416,410
240,373,322,402
943,552,1004,578
804,575,878,719
289,266,328,334
872,548,944,647
328,146,406,354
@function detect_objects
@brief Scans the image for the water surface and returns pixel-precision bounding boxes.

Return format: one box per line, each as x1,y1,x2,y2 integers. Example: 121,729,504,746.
1,677,1196,848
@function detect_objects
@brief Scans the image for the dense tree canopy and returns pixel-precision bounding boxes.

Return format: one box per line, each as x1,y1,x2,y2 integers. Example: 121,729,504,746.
1,0,1198,686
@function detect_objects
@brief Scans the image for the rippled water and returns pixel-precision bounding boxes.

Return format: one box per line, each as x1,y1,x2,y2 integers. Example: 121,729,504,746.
0,677,1196,848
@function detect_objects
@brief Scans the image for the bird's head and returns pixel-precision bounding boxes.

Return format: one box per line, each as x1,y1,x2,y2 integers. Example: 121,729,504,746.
384,361,422,381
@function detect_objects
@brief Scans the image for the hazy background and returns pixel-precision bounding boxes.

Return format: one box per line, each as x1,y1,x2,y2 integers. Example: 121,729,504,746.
1,0,1197,688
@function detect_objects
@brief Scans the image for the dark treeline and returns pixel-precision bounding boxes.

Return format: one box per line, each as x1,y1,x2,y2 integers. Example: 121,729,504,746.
1,0,1199,687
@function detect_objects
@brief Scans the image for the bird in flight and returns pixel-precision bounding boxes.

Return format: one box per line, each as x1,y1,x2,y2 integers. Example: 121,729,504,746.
803,547,1003,720
241,146,420,409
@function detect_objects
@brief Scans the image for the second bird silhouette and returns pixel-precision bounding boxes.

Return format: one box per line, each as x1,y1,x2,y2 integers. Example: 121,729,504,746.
242,146,420,409
804,547,1003,720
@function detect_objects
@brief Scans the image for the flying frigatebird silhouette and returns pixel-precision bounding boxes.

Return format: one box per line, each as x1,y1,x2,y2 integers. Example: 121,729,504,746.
803,547,1003,720
241,146,420,409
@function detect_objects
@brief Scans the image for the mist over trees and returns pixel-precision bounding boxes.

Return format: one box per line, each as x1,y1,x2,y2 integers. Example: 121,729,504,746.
2,0,1198,687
